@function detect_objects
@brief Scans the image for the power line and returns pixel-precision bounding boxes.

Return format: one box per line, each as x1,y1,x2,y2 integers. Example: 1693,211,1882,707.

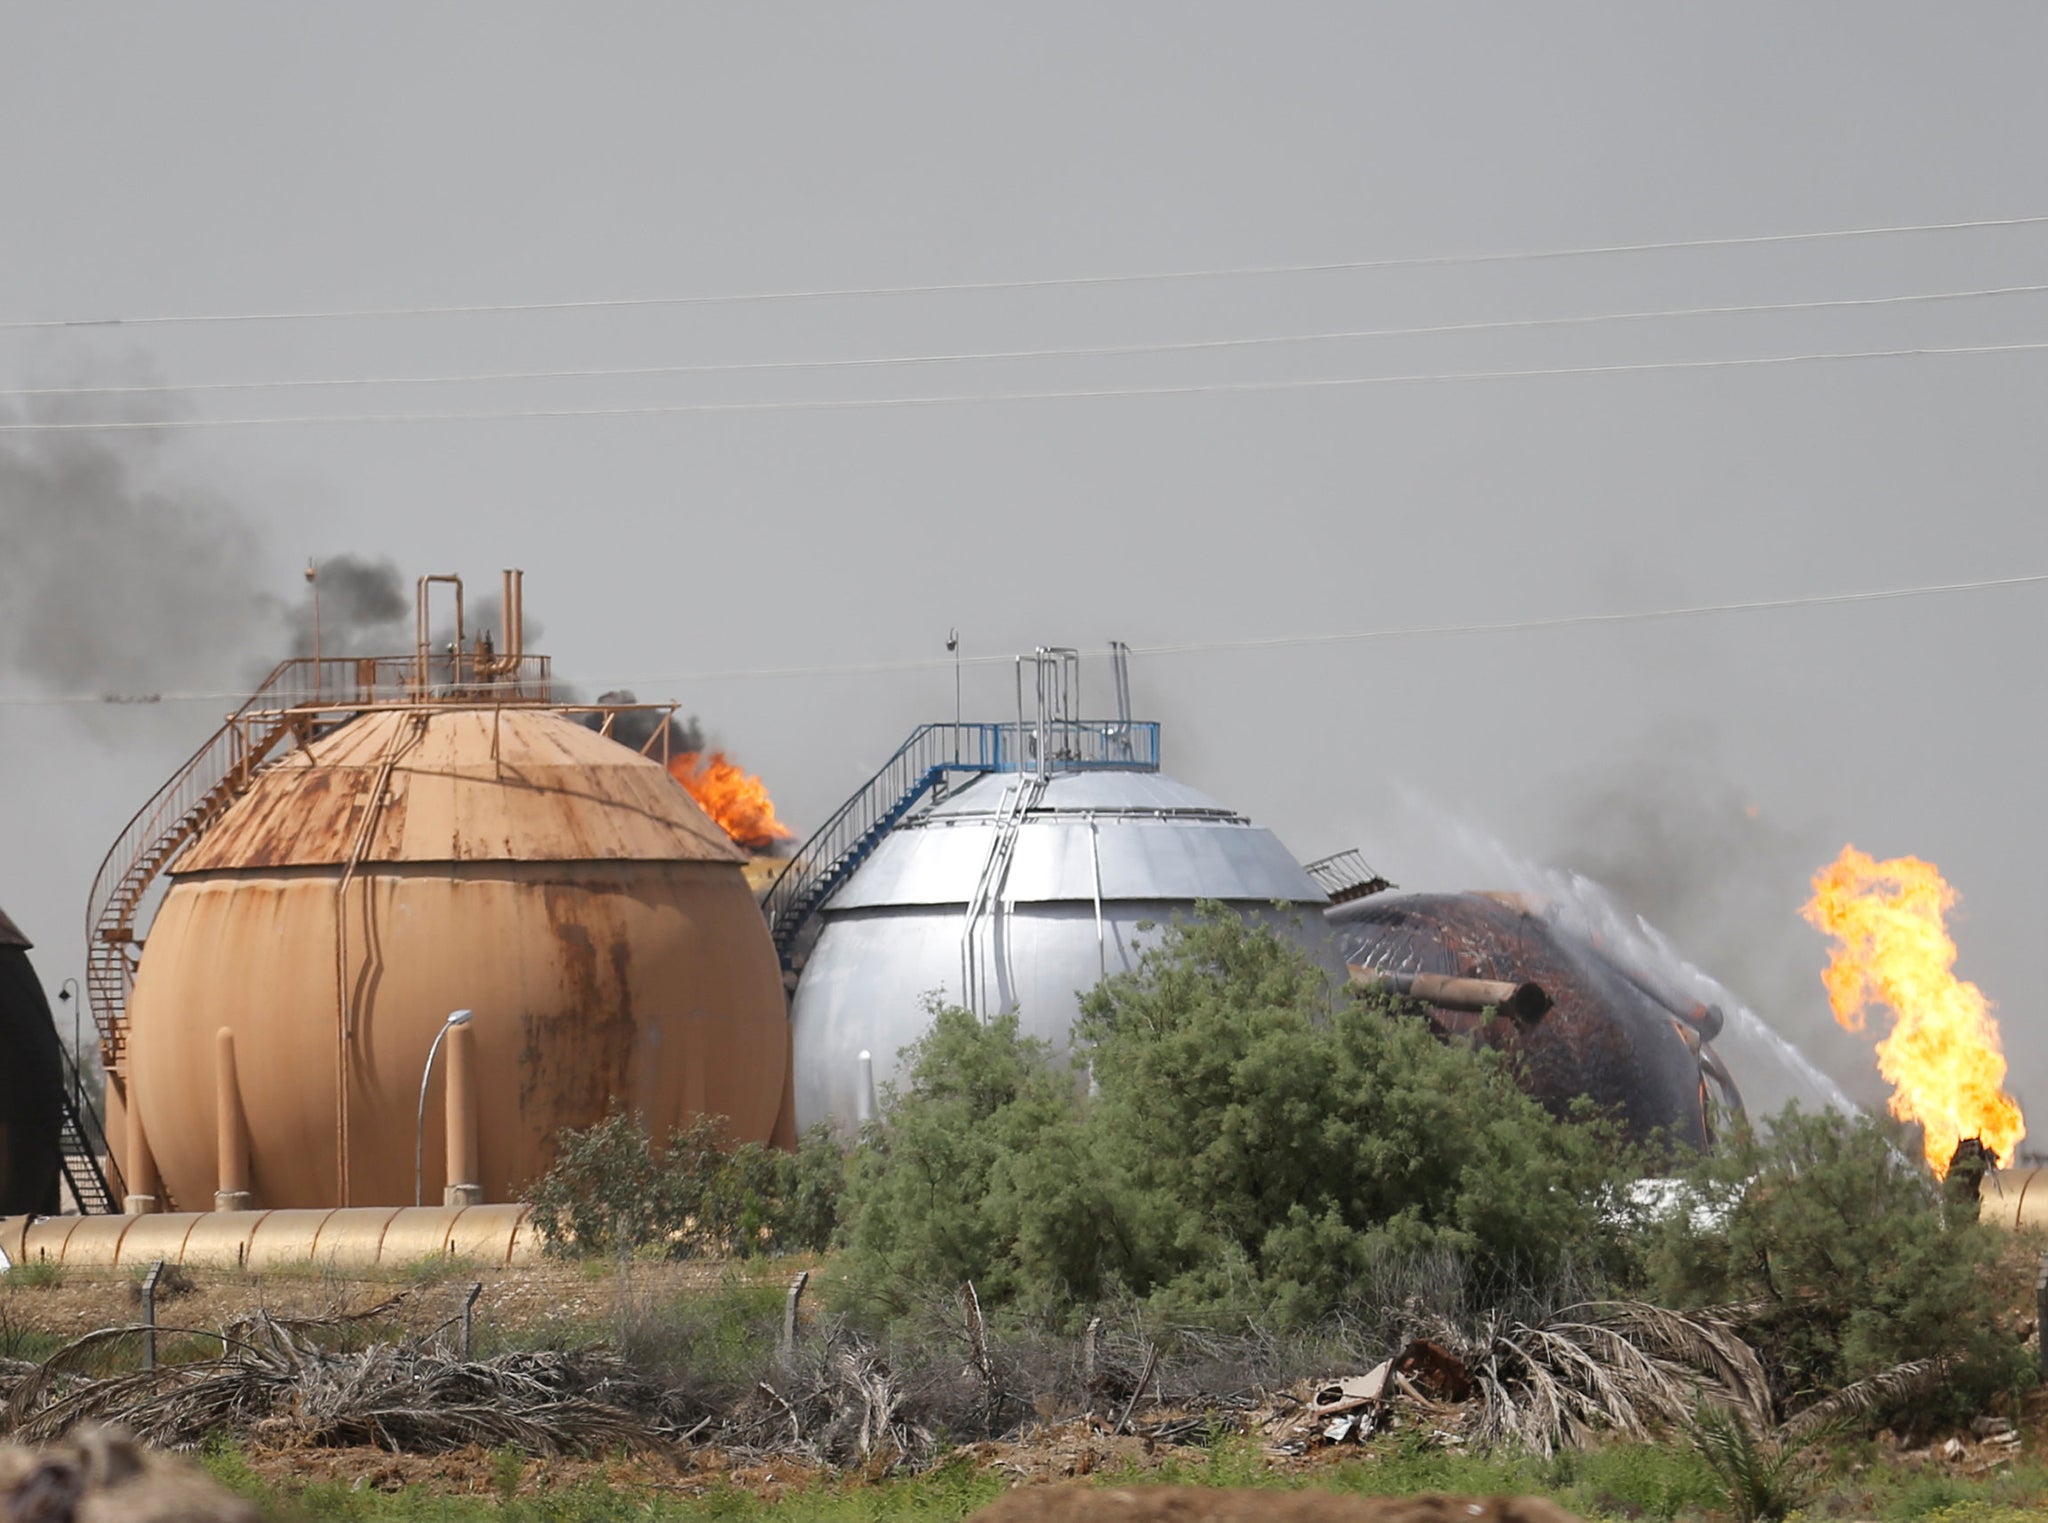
4,337,2047,433
6,570,2041,708
9,279,2048,402
7,214,2048,333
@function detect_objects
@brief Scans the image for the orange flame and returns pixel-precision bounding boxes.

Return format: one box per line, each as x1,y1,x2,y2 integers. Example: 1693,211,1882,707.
667,751,794,853
1802,846,2024,1175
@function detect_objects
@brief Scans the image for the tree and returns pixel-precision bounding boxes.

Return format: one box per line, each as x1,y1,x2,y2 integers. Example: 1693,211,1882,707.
840,909,1635,1326
1645,1106,2031,1419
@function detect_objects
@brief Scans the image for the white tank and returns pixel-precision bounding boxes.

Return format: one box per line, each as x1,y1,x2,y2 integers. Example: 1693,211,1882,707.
789,769,1331,1127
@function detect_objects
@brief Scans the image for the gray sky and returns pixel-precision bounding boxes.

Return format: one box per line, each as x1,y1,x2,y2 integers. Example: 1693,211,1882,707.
4,4,2045,1124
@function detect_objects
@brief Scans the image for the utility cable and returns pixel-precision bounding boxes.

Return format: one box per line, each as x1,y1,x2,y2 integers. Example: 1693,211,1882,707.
6,570,2042,707
4,337,2047,432
6,213,2047,332
8,279,2048,401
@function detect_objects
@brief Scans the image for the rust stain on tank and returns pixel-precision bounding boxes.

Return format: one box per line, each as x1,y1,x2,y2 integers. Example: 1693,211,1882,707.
123,706,787,1209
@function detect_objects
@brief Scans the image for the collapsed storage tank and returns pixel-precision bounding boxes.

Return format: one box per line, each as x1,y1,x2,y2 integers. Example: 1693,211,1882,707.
785,647,1332,1128
1329,890,1741,1149
93,572,791,1212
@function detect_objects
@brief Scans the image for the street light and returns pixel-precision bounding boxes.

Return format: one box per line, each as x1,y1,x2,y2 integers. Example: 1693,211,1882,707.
56,978,80,1116
416,1009,473,1207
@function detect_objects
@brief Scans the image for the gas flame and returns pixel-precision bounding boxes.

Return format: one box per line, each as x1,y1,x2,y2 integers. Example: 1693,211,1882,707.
1802,845,2024,1175
668,751,794,853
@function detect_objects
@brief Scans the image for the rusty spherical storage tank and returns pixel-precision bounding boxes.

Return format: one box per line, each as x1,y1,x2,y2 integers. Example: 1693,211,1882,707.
121,707,792,1210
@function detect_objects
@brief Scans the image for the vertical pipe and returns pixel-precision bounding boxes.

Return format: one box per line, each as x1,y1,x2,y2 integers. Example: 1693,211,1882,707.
123,1095,159,1215
855,1050,877,1126
443,1019,482,1207
214,1028,253,1211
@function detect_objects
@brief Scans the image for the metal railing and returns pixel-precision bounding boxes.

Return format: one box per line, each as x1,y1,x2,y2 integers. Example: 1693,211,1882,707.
81,653,556,1071
758,719,1160,972
991,719,1158,773
1303,848,1394,906
54,1041,114,1213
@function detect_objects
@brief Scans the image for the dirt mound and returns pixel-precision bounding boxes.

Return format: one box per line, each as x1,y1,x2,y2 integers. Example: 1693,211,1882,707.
969,1489,1582,1523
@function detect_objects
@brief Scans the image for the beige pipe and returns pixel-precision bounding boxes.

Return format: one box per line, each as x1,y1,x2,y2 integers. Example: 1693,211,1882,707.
443,1019,482,1207
1348,965,1553,1027
124,1094,160,1215
214,1028,253,1211
0,1205,541,1270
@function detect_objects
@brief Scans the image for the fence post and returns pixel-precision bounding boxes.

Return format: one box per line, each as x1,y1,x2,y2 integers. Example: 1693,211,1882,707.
140,1260,164,1372
781,1270,810,1361
461,1282,483,1359
2036,1253,2048,1381
1082,1315,1103,1410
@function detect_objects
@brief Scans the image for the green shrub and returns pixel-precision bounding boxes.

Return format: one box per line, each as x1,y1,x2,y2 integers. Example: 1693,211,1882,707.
1645,1106,2032,1423
5,1259,65,1289
529,1111,843,1259
840,907,1636,1326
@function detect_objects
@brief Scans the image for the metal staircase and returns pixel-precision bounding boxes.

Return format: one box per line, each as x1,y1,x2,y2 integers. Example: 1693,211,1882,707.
53,1042,114,1214
760,722,1005,972
83,661,320,1073
759,712,1162,974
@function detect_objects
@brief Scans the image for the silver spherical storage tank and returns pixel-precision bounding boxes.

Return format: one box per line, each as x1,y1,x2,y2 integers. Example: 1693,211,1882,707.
790,768,1331,1128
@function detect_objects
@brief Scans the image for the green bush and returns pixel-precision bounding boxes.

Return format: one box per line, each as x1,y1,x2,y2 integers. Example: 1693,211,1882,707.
1645,1106,2032,1422
840,907,1635,1325
529,1111,843,1259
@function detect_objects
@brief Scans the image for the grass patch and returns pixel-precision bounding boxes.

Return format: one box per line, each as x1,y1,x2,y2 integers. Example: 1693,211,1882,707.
167,1434,2048,1523
5,1259,65,1289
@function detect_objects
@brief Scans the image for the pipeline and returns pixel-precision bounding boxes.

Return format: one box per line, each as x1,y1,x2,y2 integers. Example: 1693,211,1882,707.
0,1203,538,1272
1348,965,1552,1028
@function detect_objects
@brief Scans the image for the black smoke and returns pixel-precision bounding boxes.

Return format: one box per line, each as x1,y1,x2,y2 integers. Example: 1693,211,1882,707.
583,691,705,757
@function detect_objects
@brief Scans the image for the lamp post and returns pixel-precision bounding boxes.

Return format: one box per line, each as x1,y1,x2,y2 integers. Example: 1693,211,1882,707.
416,1009,473,1207
56,978,80,1116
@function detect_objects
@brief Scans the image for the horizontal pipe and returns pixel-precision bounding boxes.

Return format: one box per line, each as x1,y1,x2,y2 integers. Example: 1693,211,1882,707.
0,1204,539,1272
1349,966,1551,1027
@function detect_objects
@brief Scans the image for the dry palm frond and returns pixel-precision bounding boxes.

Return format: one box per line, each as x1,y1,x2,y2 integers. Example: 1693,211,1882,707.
1452,1300,1773,1456
4,1313,664,1455
1777,1357,1949,1441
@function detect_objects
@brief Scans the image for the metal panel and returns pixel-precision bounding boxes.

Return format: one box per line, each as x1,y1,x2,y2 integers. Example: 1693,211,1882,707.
180,1209,273,1268
127,860,791,1210
446,1204,538,1265
113,1212,205,1267
923,771,1231,817
791,901,1340,1128
377,1206,469,1263
826,770,1324,910
179,708,741,871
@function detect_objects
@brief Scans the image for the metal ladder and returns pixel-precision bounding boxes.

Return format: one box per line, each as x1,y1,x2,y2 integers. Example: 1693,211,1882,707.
957,771,1048,1015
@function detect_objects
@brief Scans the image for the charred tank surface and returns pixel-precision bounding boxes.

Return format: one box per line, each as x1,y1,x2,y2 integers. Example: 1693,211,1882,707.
1329,891,1737,1149
0,908,63,1215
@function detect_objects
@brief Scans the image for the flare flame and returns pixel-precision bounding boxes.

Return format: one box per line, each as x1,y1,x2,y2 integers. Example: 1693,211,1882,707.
668,751,794,853
1802,845,2024,1175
